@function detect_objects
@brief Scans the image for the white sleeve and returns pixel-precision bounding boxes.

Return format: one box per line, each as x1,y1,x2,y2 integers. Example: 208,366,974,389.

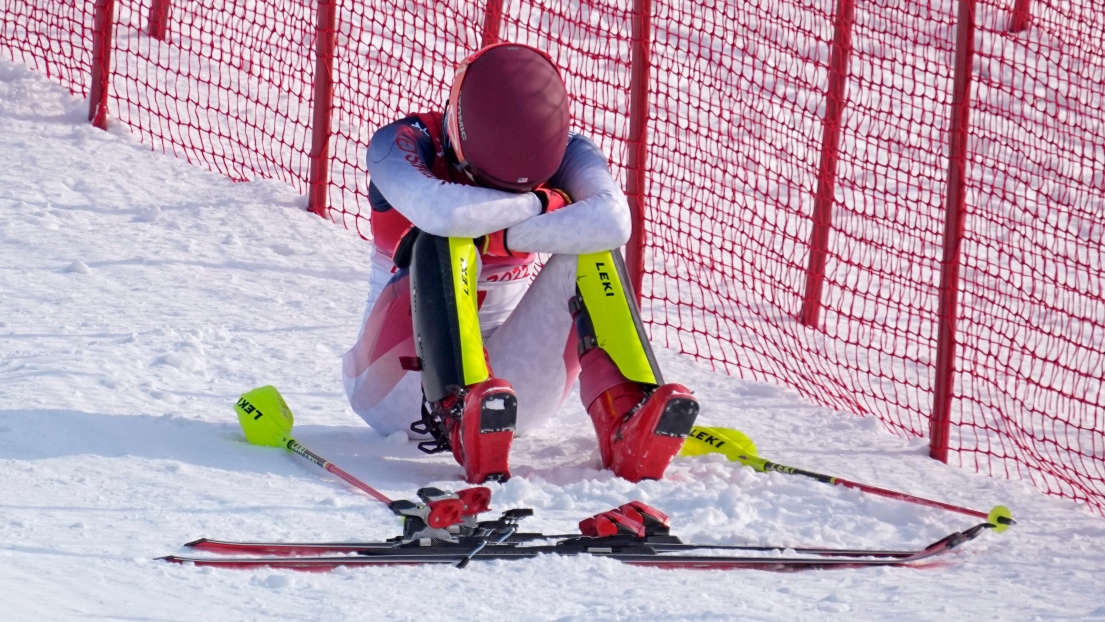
366,121,542,238
505,135,632,255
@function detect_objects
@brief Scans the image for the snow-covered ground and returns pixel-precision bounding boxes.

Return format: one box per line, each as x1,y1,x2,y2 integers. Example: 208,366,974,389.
1,60,1103,621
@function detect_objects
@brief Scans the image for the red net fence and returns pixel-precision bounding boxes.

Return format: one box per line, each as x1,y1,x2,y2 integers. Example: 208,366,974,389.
2,0,1102,514
957,2,1105,509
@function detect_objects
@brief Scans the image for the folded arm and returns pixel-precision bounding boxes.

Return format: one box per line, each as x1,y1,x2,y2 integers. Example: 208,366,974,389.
366,119,542,239
506,134,632,255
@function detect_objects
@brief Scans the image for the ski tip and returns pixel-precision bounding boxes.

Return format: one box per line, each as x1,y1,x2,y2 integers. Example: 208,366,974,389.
986,505,1015,533
183,538,210,548
158,555,186,564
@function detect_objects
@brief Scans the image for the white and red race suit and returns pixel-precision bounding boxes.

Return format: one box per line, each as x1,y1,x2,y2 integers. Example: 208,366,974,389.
343,112,630,438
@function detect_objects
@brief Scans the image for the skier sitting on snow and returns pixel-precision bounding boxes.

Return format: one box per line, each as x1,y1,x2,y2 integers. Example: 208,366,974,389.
342,43,699,484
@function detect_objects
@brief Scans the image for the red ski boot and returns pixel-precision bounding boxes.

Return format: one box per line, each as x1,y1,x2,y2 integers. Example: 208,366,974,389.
580,349,699,482
431,378,517,484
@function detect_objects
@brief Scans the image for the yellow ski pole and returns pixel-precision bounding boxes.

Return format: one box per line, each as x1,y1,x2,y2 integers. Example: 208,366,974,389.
680,426,1014,532
233,385,480,530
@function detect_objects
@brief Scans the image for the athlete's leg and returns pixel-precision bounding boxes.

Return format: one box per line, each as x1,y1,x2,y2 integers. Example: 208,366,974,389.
342,264,421,438
572,251,700,482
485,254,581,434
408,231,516,483
487,251,699,482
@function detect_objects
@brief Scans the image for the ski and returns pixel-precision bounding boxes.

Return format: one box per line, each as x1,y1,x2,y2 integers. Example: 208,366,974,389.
163,522,991,572
184,533,925,559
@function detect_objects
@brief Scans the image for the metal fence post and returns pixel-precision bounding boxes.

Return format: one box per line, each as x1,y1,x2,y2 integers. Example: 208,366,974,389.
89,0,116,129
307,0,338,218
800,0,856,327
931,0,977,463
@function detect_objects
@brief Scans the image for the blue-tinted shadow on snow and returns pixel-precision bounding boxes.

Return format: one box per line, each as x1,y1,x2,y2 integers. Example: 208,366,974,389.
0,408,659,495
0,409,469,491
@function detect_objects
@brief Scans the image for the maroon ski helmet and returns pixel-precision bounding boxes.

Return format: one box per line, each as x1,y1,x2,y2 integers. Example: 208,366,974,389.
445,43,570,191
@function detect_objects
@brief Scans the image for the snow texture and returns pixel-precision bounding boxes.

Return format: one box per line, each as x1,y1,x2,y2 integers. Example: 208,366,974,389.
1,60,1103,621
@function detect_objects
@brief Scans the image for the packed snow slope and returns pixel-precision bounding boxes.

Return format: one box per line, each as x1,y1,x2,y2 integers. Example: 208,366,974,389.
1,60,1103,622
